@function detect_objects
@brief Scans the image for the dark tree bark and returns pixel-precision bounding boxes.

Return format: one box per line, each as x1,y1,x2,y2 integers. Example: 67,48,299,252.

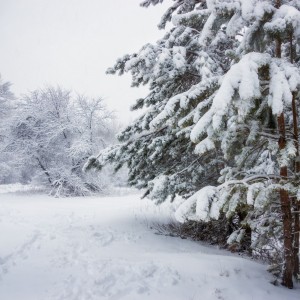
277,113,294,288
288,29,300,279
36,157,52,185
292,91,300,277
275,2,294,286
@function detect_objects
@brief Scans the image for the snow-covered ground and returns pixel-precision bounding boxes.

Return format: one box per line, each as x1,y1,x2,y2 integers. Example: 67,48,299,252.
0,185,299,300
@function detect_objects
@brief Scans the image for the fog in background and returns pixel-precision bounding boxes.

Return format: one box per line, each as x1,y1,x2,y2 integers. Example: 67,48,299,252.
0,0,170,123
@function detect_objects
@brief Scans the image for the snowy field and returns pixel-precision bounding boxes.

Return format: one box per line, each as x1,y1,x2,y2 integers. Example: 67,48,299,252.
0,185,299,300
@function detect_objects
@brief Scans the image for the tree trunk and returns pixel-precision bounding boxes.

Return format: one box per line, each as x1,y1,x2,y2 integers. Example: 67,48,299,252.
275,1,294,287
292,91,300,277
289,29,300,278
277,114,294,288
36,157,52,185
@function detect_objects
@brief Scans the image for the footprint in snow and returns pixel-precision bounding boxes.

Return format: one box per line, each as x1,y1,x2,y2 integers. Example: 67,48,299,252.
52,259,181,299
92,231,114,247
0,231,41,280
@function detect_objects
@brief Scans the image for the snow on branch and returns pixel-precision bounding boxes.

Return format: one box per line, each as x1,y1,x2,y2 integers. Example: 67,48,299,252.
191,52,271,142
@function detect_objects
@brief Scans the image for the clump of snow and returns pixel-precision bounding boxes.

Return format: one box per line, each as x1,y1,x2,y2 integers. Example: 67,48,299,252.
172,46,186,70
268,62,292,116
191,53,271,142
198,13,216,45
194,137,215,155
175,186,218,222
265,5,300,38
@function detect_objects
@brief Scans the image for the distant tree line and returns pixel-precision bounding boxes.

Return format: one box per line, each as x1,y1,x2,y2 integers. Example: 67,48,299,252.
0,80,119,196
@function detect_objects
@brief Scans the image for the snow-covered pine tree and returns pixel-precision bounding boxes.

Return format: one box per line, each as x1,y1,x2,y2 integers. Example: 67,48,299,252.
86,0,236,203
140,0,207,30
87,0,299,287
174,0,300,288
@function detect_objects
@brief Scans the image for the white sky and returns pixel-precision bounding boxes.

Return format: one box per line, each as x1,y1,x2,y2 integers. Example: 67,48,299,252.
0,0,171,124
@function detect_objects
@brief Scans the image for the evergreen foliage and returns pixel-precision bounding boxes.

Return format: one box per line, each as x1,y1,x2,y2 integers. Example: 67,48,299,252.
87,0,300,287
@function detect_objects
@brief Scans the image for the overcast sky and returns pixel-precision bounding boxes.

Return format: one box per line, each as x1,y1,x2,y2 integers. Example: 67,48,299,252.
0,0,170,123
